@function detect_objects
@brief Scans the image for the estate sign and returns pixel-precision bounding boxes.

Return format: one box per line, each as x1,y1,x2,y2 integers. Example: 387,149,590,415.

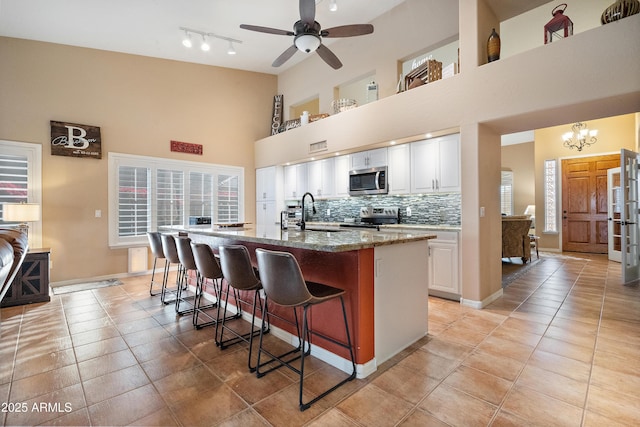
50,121,102,159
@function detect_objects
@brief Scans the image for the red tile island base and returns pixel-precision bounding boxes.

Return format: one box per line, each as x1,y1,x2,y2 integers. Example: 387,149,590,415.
180,227,433,378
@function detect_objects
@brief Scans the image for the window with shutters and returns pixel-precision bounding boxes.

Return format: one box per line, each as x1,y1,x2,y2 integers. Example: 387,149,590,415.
108,153,244,247
544,159,558,233
500,171,514,216
0,140,43,248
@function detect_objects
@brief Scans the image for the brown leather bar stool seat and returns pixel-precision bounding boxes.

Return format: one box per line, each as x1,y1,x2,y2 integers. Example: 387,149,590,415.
255,248,356,411
174,236,206,316
217,245,270,371
159,234,183,305
190,242,237,329
146,232,167,296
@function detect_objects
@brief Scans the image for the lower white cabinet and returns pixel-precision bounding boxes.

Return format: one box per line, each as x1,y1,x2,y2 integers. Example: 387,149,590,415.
427,231,460,299
256,201,277,236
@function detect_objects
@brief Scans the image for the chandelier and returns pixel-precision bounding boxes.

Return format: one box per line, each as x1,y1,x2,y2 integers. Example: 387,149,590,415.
562,122,598,151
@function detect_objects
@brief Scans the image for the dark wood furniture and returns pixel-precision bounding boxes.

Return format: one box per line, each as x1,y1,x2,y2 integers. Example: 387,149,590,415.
1,248,50,307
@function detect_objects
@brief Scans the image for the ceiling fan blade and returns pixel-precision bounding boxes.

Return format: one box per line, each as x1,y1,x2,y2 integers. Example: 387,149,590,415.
240,24,294,36
322,24,375,38
300,0,316,26
316,44,342,69
272,45,298,67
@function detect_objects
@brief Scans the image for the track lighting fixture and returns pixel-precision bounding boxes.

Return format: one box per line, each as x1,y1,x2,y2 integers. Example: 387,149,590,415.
200,35,210,51
329,0,338,12
181,30,192,48
179,27,242,55
227,41,236,55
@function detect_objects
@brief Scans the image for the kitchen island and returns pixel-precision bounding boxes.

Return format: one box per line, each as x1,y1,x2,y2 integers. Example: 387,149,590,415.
167,225,435,378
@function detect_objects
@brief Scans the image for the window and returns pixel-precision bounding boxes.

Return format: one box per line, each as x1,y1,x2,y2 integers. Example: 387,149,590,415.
500,171,514,216
544,159,558,233
109,153,243,247
0,140,42,248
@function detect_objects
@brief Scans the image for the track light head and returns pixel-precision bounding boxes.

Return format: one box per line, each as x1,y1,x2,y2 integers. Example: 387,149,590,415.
200,35,210,52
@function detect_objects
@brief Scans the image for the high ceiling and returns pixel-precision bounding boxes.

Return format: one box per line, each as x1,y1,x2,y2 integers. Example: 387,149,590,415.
0,0,552,75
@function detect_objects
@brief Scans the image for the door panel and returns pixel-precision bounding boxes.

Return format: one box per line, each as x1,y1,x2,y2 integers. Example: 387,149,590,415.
562,154,619,253
621,149,640,283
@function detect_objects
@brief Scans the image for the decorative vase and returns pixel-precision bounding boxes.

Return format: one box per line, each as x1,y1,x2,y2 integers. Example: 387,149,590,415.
601,0,640,24
487,28,500,62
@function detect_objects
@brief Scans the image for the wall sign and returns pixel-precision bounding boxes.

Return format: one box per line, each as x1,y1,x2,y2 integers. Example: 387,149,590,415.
271,94,283,135
50,121,102,159
170,140,203,155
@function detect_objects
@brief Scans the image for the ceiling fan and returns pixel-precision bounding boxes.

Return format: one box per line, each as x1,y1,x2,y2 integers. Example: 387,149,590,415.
240,0,374,69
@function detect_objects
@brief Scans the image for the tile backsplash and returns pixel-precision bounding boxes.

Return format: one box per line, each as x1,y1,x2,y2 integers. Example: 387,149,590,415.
298,193,461,225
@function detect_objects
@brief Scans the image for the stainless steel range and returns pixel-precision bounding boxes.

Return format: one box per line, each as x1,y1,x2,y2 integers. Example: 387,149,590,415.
340,206,399,230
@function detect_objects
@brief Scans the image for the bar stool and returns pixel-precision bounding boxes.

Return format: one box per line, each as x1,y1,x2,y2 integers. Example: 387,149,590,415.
217,245,270,371
174,236,201,316
255,248,356,411
190,242,234,329
159,234,182,305
146,232,166,296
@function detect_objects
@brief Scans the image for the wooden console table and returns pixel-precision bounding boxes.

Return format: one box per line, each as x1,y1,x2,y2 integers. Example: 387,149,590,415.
1,248,51,307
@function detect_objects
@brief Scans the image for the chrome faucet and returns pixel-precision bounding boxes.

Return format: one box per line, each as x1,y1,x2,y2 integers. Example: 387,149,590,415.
299,192,316,231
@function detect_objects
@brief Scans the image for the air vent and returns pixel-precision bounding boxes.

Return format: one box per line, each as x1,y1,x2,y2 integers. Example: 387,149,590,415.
309,140,328,154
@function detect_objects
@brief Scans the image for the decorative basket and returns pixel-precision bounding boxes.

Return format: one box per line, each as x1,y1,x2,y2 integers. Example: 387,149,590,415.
404,59,443,90
331,99,358,114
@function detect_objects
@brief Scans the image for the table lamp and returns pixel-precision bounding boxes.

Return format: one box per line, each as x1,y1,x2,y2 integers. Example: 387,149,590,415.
524,205,535,229
2,202,41,237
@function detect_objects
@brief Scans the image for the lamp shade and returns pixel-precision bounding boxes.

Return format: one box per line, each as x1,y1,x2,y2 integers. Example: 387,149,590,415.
3,203,41,222
524,205,536,217
295,34,321,53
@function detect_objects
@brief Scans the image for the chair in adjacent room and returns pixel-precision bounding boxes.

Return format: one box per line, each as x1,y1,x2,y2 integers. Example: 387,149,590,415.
174,236,201,316
146,232,166,296
255,248,356,411
159,234,183,305
217,245,270,371
190,242,229,329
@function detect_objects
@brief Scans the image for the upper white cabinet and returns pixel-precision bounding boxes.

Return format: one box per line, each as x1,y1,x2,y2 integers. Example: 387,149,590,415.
284,163,308,200
334,154,350,197
411,134,460,193
307,158,335,198
388,144,411,195
256,166,276,201
350,148,387,170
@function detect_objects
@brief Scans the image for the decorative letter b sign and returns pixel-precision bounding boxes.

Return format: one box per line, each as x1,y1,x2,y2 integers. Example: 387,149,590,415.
50,121,102,159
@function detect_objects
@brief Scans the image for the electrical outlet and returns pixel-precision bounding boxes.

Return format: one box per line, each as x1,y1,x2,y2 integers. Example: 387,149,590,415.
480,207,485,217
326,208,331,216
406,207,412,217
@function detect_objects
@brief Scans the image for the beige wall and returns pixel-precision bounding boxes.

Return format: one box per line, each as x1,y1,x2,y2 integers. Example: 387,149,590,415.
501,142,535,216
0,37,277,283
534,114,637,251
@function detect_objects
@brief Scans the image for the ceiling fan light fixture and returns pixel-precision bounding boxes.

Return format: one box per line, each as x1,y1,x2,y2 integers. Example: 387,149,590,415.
295,33,321,53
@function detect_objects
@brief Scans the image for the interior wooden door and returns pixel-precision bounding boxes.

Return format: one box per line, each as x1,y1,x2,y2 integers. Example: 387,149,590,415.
562,154,620,253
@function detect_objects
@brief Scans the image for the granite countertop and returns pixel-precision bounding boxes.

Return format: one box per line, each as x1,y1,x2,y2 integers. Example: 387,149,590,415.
163,225,436,253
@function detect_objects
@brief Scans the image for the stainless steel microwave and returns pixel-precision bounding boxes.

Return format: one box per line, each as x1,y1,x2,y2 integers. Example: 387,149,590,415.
349,166,388,196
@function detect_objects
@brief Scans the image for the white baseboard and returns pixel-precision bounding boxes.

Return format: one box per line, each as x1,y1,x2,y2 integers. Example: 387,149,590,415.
461,288,503,309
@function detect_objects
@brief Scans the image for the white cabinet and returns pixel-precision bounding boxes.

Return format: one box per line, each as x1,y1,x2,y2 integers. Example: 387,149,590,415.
284,163,308,200
427,231,460,298
411,134,460,193
350,148,387,170
334,154,350,197
388,144,411,195
307,158,335,198
256,166,276,201
256,201,278,237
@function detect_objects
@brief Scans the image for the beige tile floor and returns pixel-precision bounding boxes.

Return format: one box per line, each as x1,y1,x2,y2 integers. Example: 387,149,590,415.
1,252,638,426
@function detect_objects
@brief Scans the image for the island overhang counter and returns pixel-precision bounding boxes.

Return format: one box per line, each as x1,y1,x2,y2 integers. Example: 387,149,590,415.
166,226,435,378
